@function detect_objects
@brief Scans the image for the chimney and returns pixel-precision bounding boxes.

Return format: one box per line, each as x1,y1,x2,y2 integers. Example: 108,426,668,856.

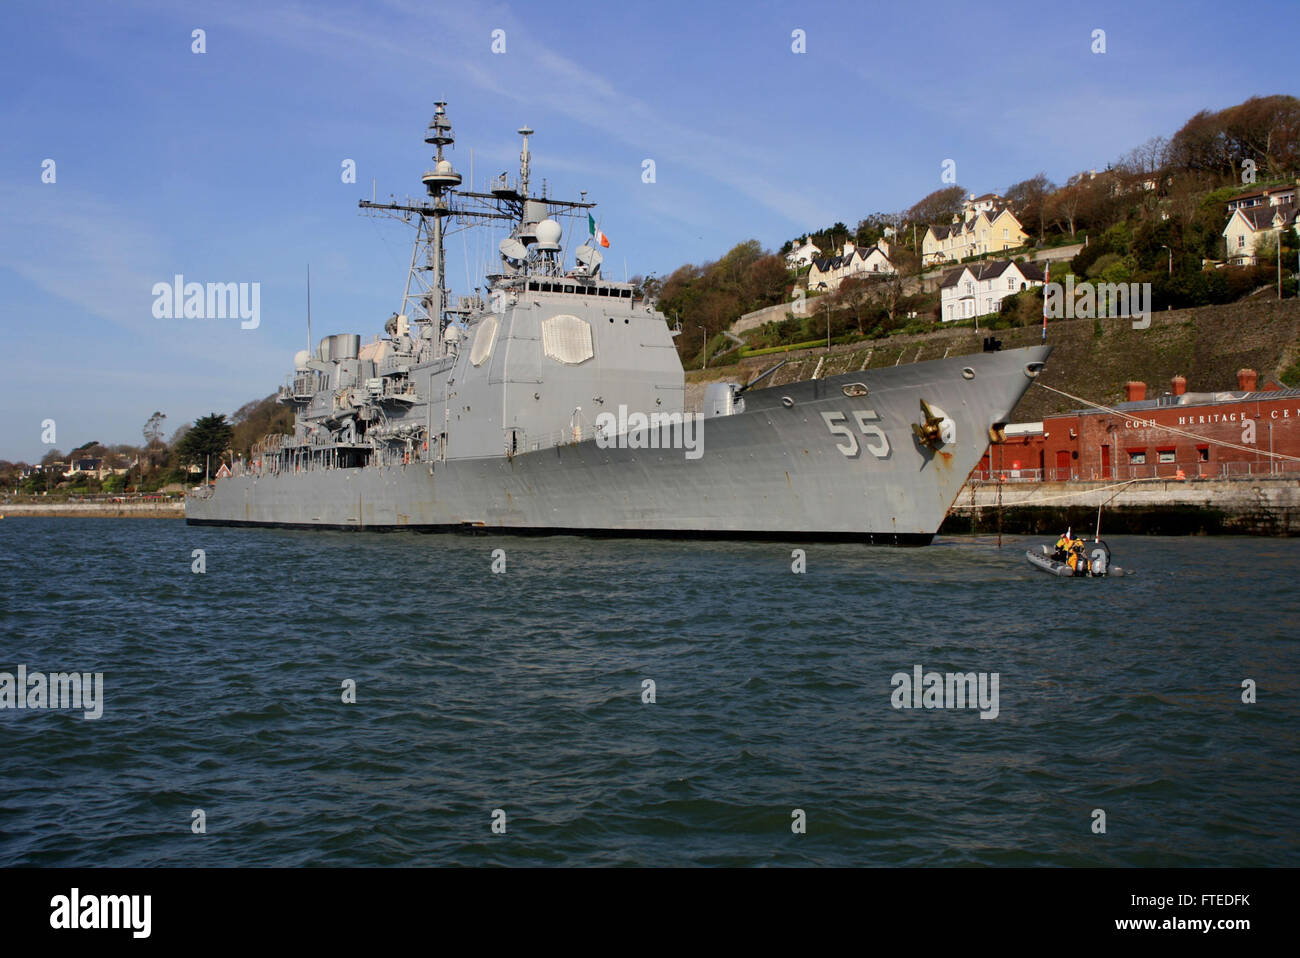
1237,368,1258,392
1171,375,1186,396
1125,381,1147,402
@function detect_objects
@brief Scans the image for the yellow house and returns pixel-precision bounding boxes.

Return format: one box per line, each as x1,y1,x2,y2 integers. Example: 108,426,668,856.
922,207,1028,265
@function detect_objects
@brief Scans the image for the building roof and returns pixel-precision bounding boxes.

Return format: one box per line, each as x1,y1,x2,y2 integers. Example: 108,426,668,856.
1234,205,1299,231
1069,385,1300,418
1228,184,1297,206
811,245,891,273
939,259,1044,288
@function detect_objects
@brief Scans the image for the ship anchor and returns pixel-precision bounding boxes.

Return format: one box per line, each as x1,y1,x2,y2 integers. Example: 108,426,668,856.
911,399,951,450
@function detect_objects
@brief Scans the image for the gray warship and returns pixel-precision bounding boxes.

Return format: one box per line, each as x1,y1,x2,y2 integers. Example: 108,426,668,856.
187,102,1050,543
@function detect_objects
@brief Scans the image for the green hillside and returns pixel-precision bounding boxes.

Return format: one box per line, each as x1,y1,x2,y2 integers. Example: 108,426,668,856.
687,297,1300,421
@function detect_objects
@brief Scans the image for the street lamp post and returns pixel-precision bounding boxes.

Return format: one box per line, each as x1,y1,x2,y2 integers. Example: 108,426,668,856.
696,325,707,370
1159,244,1172,276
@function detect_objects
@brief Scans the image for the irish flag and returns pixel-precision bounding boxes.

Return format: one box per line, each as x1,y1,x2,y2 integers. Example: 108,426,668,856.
588,213,610,248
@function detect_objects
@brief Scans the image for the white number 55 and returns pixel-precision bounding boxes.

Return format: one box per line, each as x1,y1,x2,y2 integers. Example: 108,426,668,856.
820,410,890,458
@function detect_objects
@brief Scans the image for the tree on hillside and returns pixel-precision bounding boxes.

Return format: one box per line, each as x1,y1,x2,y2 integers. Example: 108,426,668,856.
854,212,899,248
744,255,789,304
1166,95,1300,180
175,414,233,474
907,186,966,228
1005,173,1054,242
137,410,168,483
1115,136,1170,177
639,273,663,303
797,223,853,255
1047,173,1126,240
656,240,793,363
714,239,764,289
229,394,294,458
1048,183,1084,238
37,448,64,492
143,411,166,445
1225,95,1300,179
833,277,877,336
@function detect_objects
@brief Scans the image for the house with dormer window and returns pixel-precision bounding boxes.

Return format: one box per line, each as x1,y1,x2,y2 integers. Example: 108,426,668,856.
807,240,896,292
922,206,1028,265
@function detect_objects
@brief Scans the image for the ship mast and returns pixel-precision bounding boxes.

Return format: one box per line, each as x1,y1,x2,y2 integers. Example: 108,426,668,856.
358,102,596,341
420,102,460,336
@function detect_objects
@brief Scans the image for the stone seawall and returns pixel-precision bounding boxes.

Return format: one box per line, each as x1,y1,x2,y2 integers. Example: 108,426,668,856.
943,478,1300,536
1,502,185,519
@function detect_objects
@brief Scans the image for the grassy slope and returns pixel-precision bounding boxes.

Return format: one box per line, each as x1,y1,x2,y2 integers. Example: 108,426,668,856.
687,298,1300,420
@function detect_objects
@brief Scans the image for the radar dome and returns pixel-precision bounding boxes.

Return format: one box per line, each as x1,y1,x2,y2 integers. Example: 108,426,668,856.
535,218,563,248
436,159,454,174
294,349,310,369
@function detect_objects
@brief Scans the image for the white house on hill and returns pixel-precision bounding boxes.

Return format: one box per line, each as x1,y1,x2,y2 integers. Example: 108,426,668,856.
940,260,1045,322
1223,183,1298,265
807,240,896,292
784,240,821,268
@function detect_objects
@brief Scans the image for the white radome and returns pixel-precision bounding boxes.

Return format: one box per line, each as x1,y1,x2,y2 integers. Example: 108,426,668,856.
535,218,563,246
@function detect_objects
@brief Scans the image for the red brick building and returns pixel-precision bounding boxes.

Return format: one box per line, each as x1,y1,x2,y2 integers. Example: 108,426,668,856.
976,369,1300,481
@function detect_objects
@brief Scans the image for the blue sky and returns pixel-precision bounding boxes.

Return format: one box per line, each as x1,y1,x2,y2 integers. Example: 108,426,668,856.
0,0,1294,461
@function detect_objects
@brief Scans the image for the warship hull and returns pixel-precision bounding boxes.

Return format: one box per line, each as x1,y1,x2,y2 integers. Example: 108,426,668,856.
187,346,1049,542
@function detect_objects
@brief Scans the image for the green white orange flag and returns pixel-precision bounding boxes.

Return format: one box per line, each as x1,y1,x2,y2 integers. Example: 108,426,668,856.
588,213,610,248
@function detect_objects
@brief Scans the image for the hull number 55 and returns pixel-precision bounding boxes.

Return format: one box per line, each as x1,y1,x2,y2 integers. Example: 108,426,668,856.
820,410,890,458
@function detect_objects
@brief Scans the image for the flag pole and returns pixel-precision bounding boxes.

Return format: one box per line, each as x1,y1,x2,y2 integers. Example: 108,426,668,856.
1041,260,1049,342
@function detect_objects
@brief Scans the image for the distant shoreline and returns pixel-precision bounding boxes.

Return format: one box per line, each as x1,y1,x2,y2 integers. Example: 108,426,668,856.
1,502,185,519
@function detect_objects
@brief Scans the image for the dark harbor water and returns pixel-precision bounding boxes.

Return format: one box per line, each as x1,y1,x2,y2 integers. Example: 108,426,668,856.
1,518,1296,867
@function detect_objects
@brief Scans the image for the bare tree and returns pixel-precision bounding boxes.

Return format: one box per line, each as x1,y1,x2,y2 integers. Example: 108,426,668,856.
907,186,967,229
1006,173,1054,242
1049,184,1084,238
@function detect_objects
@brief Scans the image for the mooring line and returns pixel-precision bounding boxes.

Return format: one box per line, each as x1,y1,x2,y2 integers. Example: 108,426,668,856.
1032,381,1300,463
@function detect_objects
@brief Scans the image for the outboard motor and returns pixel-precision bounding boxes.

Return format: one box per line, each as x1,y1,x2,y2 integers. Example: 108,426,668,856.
1089,542,1111,576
